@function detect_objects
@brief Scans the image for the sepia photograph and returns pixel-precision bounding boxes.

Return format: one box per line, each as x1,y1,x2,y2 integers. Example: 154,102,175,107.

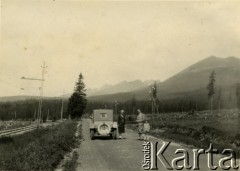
0,0,240,170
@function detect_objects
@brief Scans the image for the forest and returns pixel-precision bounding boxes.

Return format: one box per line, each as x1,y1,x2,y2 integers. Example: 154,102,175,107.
0,90,239,121
0,99,69,121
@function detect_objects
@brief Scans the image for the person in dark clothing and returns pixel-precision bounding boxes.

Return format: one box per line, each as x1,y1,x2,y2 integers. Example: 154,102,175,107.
118,110,126,139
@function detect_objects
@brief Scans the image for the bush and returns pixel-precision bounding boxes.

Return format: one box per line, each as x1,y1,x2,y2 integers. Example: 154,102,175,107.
0,136,14,144
235,134,240,141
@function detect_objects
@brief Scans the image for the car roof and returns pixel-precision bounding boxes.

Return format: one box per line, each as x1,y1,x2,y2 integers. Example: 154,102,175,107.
93,109,113,112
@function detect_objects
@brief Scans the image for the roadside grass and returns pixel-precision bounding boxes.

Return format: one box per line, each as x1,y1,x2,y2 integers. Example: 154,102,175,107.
61,121,82,171
0,120,79,171
63,151,79,171
126,110,240,157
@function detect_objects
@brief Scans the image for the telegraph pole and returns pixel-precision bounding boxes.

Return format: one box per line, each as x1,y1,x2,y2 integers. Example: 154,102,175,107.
38,61,47,125
21,61,47,127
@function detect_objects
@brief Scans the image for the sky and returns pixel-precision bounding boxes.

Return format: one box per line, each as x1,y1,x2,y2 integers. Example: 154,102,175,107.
1,0,240,97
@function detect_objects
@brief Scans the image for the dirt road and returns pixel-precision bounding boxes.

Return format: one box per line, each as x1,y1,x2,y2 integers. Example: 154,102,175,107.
76,119,238,171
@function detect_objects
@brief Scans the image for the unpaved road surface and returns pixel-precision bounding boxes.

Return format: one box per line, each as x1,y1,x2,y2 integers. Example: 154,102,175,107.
77,119,238,171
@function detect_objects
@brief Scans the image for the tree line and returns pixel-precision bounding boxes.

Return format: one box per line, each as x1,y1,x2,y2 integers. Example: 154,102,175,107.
1,71,240,121
0,99,69,121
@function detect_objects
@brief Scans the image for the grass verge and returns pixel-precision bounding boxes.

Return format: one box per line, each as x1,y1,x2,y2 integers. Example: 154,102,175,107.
63,151,79,171
61,121,82,171
0,120,79,171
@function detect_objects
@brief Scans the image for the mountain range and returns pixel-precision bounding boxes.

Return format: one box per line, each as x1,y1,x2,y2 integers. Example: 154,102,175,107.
88,56,240,102
86,79,159,96
1,56,240,103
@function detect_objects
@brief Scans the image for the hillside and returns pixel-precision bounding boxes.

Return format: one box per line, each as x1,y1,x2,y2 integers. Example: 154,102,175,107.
158,56,240,93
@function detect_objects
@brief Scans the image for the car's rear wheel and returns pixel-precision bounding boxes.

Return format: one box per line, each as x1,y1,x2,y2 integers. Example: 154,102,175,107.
90,130,95,140
112,129,117,140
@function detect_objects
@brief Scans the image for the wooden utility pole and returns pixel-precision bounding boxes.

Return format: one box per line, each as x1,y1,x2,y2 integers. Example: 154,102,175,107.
38,61,47,124
21,61,47,127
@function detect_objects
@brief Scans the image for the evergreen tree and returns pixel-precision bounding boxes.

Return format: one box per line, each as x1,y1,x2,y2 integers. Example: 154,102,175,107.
67,73,87,119
207,70,216,114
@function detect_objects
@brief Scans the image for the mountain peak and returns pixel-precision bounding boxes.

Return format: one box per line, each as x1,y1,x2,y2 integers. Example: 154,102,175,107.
204,56,240,62
180,56,240,74
202,56,224,62
207,55,218,59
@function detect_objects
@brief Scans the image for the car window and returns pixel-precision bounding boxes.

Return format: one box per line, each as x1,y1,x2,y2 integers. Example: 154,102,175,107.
100,113,107,118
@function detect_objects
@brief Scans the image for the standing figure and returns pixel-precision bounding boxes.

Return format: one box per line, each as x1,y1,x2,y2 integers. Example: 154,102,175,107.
118,110,126,139
136,109,146,140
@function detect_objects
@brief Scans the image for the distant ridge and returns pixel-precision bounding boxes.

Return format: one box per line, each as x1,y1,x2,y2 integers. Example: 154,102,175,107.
88,56,240,102
0,95,59,102
87,79,159,96
0,80,159,102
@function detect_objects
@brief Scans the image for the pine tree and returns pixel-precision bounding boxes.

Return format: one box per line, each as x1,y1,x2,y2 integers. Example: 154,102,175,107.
67,73,87,119
207,70,216,114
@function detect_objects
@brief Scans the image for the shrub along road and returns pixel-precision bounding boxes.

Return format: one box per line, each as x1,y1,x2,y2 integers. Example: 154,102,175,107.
76,119,238,171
